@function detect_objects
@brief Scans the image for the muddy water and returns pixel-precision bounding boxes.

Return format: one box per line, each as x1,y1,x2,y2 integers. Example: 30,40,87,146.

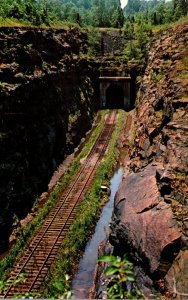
72,167,124,299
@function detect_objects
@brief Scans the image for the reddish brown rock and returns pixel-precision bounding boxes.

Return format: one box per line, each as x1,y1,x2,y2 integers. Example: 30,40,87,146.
165,251,188,299
111,164,181,276
110,22,188,297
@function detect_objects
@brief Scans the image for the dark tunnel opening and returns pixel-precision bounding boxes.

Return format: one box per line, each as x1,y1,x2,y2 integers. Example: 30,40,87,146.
106,84,124,109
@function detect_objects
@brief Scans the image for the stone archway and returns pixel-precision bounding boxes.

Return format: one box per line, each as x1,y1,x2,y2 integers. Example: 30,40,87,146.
106,84,124,108
99,76,131,110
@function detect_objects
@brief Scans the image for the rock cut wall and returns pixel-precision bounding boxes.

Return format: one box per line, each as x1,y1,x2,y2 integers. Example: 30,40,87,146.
110,22,188,297
0,27,98,251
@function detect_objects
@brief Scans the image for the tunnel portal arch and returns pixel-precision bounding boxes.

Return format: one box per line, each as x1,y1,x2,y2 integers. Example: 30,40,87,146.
99,76,131,110
106,83,124,109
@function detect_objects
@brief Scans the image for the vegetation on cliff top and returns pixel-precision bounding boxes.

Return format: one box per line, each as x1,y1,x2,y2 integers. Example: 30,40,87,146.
120,0,187,60
0,0,187,65
0,0,187,29
124,0,188,24
0,0,124,28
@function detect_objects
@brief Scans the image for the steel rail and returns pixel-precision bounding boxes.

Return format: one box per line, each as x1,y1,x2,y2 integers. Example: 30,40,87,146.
1,110,116,298
5,112,113,286
28,111,116,292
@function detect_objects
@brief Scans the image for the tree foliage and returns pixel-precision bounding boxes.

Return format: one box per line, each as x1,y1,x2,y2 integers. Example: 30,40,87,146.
124,0,188,25
0,0,124,28
0,0,186,27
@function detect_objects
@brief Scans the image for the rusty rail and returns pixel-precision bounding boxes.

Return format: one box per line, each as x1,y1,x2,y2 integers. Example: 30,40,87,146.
1,110,117,298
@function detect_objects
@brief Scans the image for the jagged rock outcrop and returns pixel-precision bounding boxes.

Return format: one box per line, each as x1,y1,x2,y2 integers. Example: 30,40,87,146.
111,22,188,297
111,163,181,277
0,27,99,252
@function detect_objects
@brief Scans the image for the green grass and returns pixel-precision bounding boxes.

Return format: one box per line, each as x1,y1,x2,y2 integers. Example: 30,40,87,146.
0,17,81,30
0,17,32,27
152,15,188,33
0,110,108,281
44,110,126,298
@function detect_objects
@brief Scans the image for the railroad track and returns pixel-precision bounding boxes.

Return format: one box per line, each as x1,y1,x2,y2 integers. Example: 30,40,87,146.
1,110,117,298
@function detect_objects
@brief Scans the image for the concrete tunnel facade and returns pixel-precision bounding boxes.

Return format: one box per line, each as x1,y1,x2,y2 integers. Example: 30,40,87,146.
99,76,131,110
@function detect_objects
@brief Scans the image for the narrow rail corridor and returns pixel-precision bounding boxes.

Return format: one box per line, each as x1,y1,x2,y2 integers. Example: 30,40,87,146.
1,110,117,298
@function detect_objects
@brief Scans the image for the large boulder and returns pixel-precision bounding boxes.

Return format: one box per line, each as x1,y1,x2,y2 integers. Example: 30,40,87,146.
110,163,181,277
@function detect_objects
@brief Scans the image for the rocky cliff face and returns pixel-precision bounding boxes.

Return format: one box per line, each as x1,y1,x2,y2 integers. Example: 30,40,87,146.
0,27,99,252
100,29,125,55
111,22,188,297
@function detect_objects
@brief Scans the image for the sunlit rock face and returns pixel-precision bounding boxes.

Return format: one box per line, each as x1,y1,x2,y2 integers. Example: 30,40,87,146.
110,23,188,296
111,163,181,275
0,27,99,252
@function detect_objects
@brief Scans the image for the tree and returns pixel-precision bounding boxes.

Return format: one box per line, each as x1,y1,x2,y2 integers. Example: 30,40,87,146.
123,19,134,39
124,0,141,15
111,7,124,28
173,0,188,19
8,1,24,19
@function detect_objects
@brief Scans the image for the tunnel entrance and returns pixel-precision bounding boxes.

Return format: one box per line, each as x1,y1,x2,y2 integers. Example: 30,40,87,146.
106,84,124,109
99,75,131,110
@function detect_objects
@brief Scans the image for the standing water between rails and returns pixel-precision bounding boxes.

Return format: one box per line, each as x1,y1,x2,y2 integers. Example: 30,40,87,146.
72,167,124,298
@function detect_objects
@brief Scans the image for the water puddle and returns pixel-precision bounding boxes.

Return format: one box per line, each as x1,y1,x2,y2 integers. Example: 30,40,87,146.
72,166,124,298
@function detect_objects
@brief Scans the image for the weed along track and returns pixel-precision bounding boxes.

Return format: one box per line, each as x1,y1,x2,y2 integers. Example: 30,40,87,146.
1,110,117,298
